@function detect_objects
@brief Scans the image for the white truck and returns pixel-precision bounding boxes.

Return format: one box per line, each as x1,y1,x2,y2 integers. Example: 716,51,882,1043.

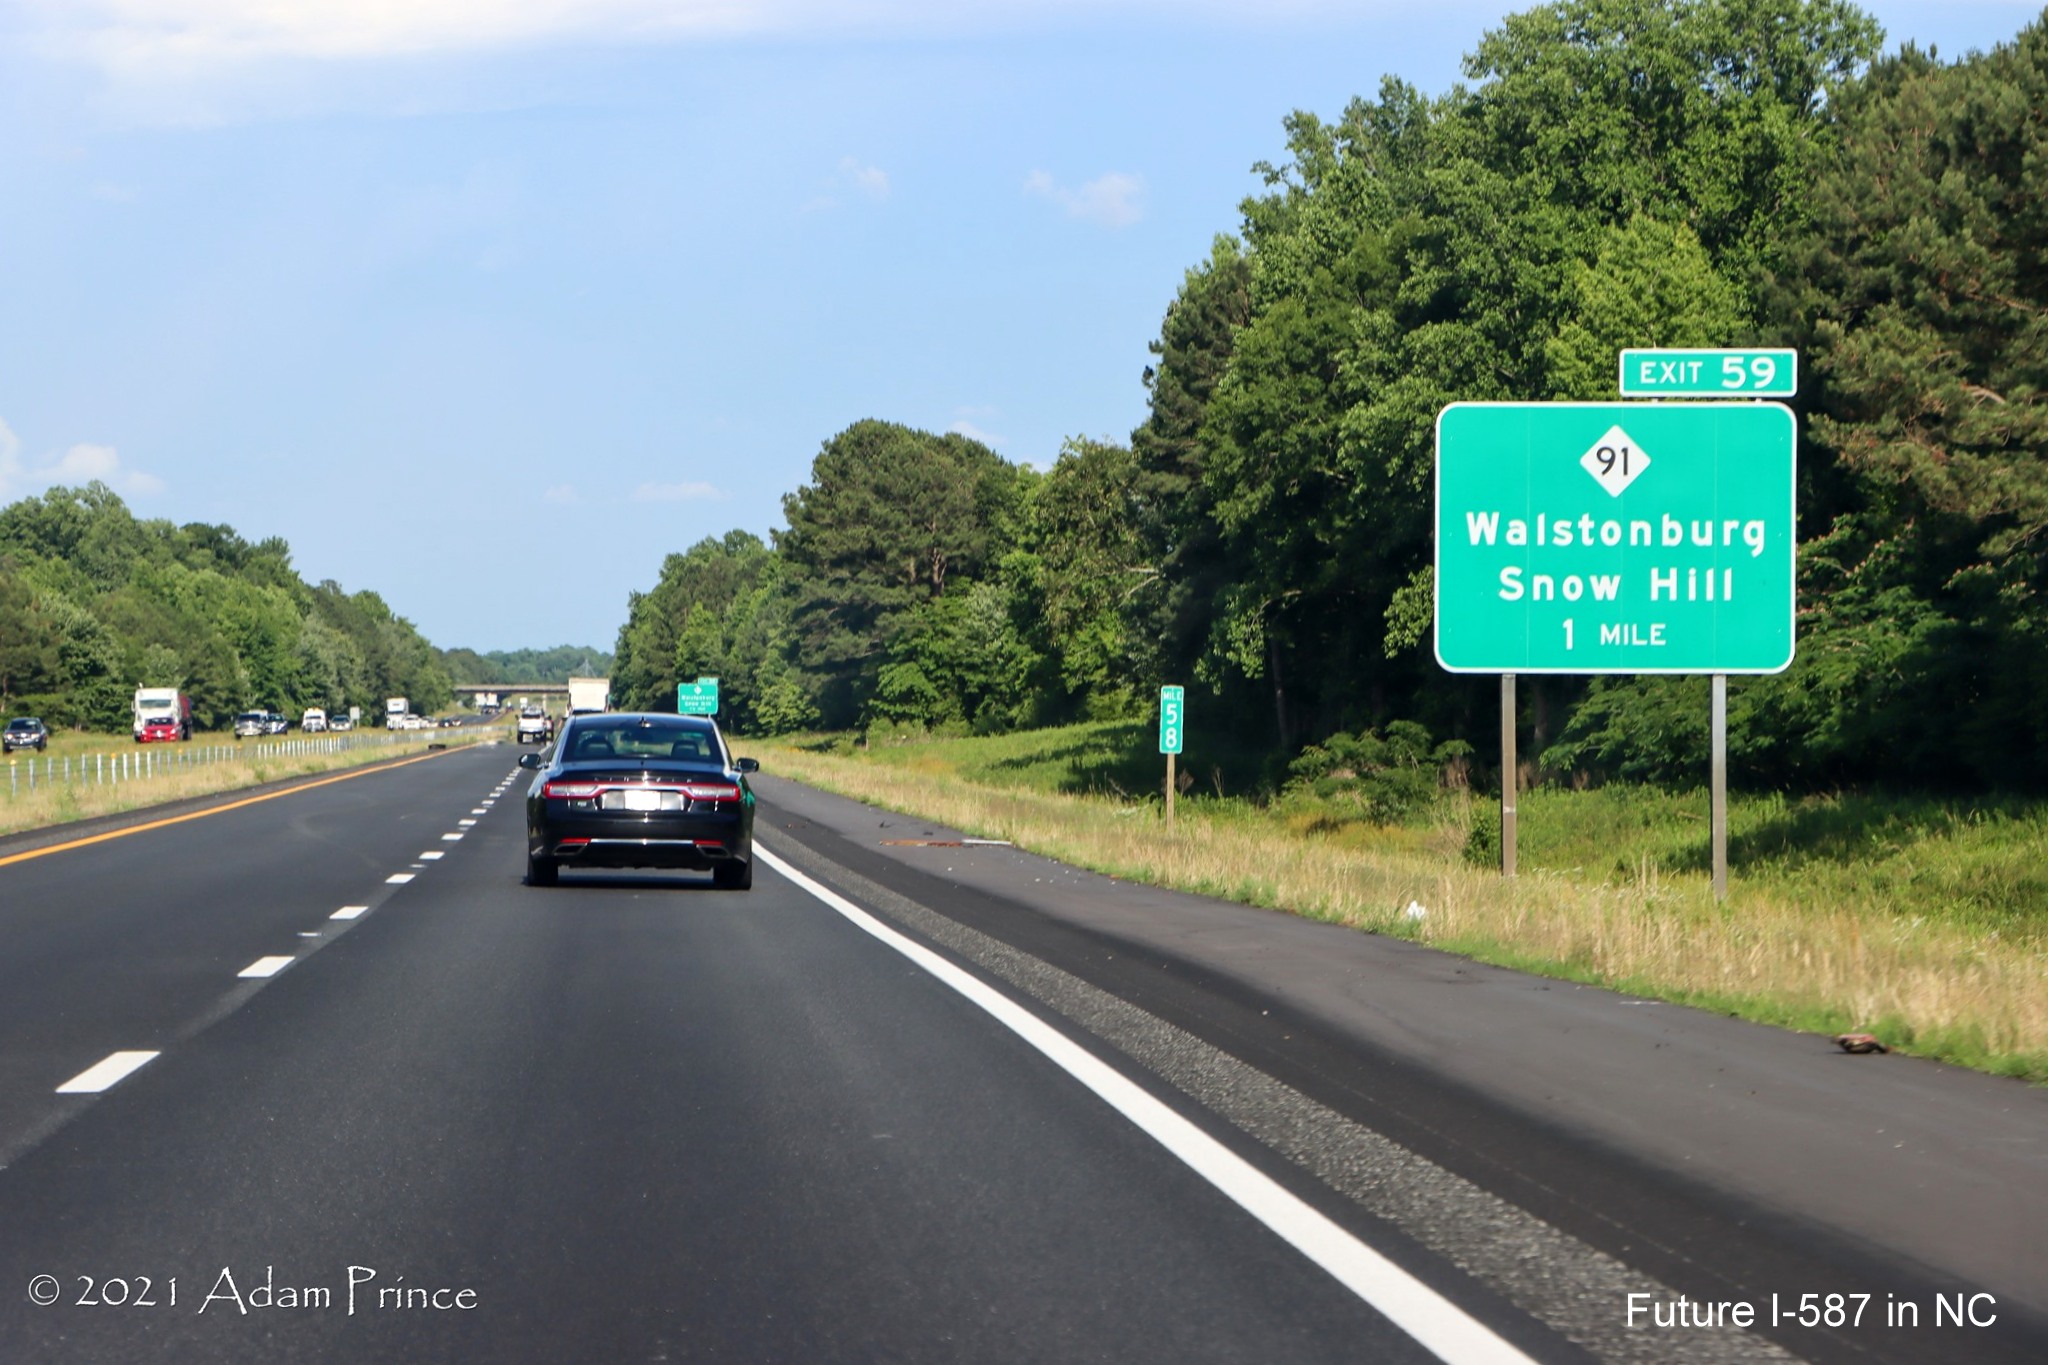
516,705,553,745
132,687,192,741
302,708,327,732
566,676,611,716
385,697,408,730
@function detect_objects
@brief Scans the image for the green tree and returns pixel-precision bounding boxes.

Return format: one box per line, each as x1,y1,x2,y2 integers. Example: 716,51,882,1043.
776,420,1025,726
0,566,63,712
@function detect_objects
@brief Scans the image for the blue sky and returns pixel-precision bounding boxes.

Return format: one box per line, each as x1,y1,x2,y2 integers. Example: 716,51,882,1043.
0,1,2037,654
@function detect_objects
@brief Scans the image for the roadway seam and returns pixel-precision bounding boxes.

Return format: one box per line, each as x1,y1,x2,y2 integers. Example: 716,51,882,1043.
757,829,1801,1365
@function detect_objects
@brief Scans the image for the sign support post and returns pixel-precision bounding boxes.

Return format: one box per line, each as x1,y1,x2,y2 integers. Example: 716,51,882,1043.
1501,674,1517,878
1711,674,1728,900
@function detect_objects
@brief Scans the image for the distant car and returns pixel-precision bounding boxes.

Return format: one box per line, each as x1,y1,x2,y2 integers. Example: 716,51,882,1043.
520,713,758,890
330,714,354,732
234,711,269,740
438,716,461,729
265,712,290,735
4,717,49,753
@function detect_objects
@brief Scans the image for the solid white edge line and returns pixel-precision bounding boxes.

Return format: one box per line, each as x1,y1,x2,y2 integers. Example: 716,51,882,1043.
331,905,368,919
55,1050,160,1094
237,955,294,979
750,842,1537,1365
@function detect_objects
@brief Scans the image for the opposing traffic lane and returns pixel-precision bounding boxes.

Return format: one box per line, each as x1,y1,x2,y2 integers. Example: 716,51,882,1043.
0,744,512,1167
0,760,1456,1364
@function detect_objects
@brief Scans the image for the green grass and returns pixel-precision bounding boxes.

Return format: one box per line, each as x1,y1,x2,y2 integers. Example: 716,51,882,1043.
767,722,2048,1083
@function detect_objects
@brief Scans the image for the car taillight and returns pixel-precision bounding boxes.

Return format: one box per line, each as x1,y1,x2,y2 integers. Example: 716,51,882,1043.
679,782,740,802
544,780,602,799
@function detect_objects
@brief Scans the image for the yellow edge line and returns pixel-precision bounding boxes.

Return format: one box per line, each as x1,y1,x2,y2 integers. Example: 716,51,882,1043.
0,746,468,870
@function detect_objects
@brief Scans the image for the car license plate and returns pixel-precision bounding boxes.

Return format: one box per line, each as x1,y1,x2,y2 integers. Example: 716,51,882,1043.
619,789,662,811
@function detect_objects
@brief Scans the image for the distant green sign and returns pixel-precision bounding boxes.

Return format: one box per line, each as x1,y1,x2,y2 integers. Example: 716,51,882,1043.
1618,348,1796,397
677,677,720,715
1158,685,1185,756
1435,402,1796,674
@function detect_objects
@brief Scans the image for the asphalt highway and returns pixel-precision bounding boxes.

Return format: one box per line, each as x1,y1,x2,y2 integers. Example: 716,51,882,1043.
0,742,2040,1364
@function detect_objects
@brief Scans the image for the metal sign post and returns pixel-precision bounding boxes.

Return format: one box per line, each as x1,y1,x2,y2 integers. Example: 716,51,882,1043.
1159,685,1185,828
1501,674,1517,878
1712,674,1728,899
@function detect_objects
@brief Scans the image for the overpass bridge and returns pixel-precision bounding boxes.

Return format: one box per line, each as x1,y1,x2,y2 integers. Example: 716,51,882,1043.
453,683,568,702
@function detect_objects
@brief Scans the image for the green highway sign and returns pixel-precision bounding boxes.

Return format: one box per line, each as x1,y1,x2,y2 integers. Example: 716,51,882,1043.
1158,685,1185,755
677,677,720,715
1619,348,1796,397
1435,402,1796,674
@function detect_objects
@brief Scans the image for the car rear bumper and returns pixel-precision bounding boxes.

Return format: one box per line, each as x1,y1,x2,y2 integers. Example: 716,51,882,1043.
529,810,751,869
540,836,748,870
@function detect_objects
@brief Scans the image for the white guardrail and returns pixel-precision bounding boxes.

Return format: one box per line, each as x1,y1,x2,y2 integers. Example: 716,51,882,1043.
3,730,487,801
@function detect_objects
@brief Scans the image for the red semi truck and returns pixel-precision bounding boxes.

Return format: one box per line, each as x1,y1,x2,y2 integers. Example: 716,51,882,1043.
133,687,193,742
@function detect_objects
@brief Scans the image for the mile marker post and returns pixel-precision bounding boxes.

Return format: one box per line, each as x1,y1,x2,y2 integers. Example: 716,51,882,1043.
1159,685,1185,829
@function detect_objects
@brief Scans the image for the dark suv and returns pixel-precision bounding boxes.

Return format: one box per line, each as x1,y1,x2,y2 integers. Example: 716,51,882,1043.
4,718,50,753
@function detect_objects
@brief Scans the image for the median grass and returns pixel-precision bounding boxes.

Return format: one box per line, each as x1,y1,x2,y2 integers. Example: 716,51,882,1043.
0,725,506,840
750,723,2048,1084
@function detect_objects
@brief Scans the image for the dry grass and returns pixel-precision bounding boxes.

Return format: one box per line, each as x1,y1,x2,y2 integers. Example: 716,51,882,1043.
0,728,502,839
754,740,2048,1082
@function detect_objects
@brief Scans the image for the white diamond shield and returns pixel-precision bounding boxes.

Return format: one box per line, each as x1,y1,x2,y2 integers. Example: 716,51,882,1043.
1579,425,1650,497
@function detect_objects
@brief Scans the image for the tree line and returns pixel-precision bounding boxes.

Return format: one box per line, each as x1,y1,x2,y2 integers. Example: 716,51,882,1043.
0,483,453,729
438,645,617,688
617,0,2048,795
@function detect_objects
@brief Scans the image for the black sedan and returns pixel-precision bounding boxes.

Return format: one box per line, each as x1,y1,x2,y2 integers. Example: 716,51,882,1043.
3,717,48,753
520,713,759,889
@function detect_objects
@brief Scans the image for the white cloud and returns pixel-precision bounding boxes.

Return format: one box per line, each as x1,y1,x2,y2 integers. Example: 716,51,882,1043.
839,156,889,200
0,423,165,501
1024,169,1145,229
544,484,577,503
631,480,723,503
802,157,890,215
25,2,1351,74
948,418,1004,449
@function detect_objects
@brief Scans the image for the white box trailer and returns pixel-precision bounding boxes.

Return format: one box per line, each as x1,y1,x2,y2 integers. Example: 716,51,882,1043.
566,677,611,716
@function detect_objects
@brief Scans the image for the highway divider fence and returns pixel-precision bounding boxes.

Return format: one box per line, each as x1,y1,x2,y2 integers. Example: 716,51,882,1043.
4,730,479,801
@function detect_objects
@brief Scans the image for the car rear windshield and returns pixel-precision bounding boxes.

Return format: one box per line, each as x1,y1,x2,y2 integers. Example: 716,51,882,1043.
563,720,723,765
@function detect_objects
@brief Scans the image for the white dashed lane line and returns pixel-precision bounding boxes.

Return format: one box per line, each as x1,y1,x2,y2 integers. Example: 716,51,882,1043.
42,787,501,1103
55,1051,159,1094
